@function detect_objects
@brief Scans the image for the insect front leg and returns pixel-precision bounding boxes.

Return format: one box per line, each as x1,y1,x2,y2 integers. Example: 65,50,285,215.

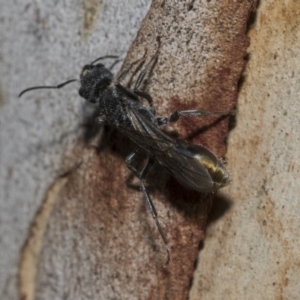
125,150,170,266
132,90,156,115
115,84,155,115
133,50,159,91
130,52,160,114
156,109,234,126
116,51,148,84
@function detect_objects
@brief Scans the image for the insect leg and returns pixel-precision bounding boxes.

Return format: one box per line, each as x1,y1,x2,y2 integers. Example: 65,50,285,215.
109,59,122,71
125,152,170,266
133,51,159,91
116,84,156,115
116,51,148,84
132,90,156,115
128,52,160,114
139,161,171,267
125,148,140,172
156,109,234,125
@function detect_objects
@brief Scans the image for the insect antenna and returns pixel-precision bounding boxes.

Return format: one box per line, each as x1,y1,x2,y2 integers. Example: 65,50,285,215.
19,55,119,97
109,59,122,71
18,79,78,97
90,55,119,65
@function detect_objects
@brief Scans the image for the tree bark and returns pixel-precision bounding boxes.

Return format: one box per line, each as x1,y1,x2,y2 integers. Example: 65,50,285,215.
1,0,259,299
190,1,300,299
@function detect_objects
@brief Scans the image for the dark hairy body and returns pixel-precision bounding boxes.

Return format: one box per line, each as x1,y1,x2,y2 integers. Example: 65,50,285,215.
20,52,231,266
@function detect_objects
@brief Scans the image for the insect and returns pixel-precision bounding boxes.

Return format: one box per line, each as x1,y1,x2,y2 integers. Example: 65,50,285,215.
19,51,231,266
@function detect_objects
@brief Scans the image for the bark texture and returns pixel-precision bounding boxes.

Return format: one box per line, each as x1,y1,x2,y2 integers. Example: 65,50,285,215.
190,1,300,299
1,0,256,299
27,1,254,299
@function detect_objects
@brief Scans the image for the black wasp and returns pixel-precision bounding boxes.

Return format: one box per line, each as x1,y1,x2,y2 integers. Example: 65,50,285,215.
20,51,231,266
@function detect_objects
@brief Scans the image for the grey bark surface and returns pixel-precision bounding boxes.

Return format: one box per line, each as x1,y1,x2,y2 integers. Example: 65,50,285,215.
0,1,151,299
0,0,258,299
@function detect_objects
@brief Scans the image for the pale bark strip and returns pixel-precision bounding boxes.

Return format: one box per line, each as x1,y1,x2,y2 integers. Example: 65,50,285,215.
191,1,300,299
19,177,68,300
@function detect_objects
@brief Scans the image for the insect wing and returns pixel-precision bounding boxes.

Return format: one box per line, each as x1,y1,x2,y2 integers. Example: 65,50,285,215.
126,106,174,153
119,106,214,191
159,145,214,191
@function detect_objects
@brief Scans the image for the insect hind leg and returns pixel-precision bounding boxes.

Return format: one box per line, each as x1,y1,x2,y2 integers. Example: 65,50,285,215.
125,150,170,267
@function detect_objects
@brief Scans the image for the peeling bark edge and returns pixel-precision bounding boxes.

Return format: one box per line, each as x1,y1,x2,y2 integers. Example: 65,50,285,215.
19,177,68,300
